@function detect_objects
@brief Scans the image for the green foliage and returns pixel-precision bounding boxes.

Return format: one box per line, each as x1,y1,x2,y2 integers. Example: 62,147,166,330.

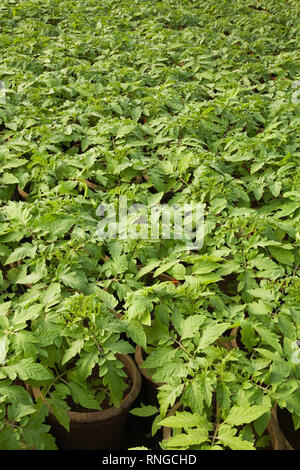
30,294,134,430
0,381,57,450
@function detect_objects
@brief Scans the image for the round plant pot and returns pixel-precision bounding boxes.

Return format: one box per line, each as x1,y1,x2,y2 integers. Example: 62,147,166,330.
32,354,141,450
134,345,164,407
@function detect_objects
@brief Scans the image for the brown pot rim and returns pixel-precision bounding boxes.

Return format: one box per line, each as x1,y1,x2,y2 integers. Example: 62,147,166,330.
32,354,141,423
162,401,182,441
267,403,294,450
17,185,29,198
229,327,238,349
134,345,164,387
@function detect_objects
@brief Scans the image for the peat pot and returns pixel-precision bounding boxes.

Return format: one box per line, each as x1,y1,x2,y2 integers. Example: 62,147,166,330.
32,354,141,450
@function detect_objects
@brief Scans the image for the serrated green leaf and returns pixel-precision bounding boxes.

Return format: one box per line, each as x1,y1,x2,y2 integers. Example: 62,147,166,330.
225,404,271,426
198,323,231,350
62,339,85,366
68,382,100,411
